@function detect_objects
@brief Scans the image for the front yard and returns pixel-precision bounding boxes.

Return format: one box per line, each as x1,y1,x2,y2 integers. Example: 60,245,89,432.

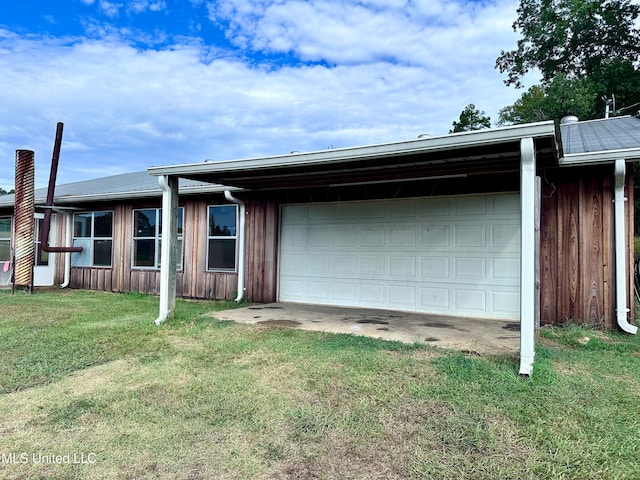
0,289,639,479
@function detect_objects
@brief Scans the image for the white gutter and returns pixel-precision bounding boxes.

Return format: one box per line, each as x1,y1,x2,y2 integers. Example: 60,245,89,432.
224,190,246,303
519,137,537,376
560,148,640,166
614,159,638,334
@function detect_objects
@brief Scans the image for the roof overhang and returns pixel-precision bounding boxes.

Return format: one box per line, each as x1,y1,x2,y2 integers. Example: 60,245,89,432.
148,121,558,190
560,148,640,166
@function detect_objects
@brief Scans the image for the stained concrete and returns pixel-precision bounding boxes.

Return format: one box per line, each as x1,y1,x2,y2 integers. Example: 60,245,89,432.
214,303,520,355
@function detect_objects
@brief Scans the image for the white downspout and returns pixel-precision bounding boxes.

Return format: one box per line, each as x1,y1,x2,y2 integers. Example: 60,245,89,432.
224,190,246,303
519,137,536,376
155,175,179,325
60,211,72,288
614,159,638,334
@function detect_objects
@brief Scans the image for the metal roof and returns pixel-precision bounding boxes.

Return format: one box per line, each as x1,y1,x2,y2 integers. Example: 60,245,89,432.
148,121,558,190
0,170,230,208
560,115,640,165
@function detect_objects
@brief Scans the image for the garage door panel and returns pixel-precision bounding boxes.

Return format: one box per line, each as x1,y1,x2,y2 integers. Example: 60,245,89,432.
421,225,450,246
454,196,487,215
389,256,417,277
389,227,417,246
421,257,450,279
280,194,520,319
454,289,487,312
492,290,520,314
359,283,386,305
388,285,417,309
454,225,487,247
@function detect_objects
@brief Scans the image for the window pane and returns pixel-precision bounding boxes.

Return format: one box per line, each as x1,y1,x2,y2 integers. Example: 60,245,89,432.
133,239,155,267
0,240,10,261
74,213,92,237
71,239,92,267
208,206,237,237
94,212,112,237
36,244,49,266
93,240,112,266
208,238,236,270
157,238,183,270
0,217,11,239
158,207,184,235
134,209,157,237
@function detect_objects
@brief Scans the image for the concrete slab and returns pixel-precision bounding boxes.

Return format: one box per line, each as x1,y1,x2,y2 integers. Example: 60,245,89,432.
214,303,520,355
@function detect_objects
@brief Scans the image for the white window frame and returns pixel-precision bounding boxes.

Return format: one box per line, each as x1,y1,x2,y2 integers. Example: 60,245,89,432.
206,204,238,272
34,213,50,267
0,215,12,262
72,211,113,268
131,207,183,270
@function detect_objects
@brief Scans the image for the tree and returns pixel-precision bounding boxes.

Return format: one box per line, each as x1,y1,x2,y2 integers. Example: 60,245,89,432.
449,104,491,133
496,0,640,124
496,0,640,88
498,74,598,125
0,188,14,195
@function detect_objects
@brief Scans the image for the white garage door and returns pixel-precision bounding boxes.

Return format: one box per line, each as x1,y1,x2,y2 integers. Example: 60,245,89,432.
279,194,521,319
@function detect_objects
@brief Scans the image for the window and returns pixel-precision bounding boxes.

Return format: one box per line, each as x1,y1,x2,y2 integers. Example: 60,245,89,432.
207,205,237,271
132,207,183,269
34,216,49,266
0,216,11,262
72,211,113,267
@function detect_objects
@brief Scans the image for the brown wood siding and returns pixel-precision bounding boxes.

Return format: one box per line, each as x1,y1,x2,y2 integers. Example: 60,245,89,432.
68,196,239,300
244,197,279,302
540,166,635,328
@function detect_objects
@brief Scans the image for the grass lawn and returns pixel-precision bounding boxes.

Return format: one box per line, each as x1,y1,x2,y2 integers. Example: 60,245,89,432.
0,289,639,479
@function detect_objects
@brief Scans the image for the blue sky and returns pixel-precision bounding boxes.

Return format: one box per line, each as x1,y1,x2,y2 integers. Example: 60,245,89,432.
0,0,537,189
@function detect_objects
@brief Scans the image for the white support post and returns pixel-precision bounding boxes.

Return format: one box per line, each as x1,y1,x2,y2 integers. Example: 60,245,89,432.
155,175,178,325
519,137,536,376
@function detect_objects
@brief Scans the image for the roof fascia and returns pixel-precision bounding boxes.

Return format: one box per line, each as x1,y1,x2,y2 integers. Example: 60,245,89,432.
560,148,640,166
148,121,556,177
0,185,238,208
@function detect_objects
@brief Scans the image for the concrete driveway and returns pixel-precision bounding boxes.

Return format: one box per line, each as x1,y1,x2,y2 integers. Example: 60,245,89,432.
214,303,520,355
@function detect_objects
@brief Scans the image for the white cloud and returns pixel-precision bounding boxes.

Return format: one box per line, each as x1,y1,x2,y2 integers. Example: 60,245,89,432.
0,1,537,189
98,0,123,17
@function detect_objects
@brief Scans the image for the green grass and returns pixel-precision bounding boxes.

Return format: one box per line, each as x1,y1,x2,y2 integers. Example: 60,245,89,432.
0,289,639,479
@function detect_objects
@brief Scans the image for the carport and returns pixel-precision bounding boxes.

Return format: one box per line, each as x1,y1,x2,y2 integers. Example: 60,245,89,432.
148,121,560,375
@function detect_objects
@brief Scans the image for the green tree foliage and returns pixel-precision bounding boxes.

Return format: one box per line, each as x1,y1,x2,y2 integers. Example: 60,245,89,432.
449,104,491,133
496,0,640,124
496,0,640,87
0,188,14,195
498,74,598,125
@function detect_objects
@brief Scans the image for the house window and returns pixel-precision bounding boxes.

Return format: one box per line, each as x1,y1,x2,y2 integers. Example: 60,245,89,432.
0,216,11,262
207,205,237,271
34,217,49,266
132,207,183,269
72,211,113,267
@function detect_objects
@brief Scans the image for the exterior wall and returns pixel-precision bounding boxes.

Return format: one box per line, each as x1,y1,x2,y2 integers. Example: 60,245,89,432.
1,164,636,331
67,197,239,300
244,197,279,302
540,165,635,329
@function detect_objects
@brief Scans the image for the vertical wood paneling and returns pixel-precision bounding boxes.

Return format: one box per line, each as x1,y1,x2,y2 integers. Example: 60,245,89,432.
626,172,635,326
540,180,558,324
540,165,634,328
580,177,603,324
602,175,614,330
263,199,279,302
555,178,581,321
